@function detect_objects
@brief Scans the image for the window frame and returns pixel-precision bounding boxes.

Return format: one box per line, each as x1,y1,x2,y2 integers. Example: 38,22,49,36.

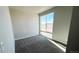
39,12,54,39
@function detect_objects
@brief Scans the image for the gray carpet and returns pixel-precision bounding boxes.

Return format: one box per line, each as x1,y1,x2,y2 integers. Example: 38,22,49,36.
15,35,64,53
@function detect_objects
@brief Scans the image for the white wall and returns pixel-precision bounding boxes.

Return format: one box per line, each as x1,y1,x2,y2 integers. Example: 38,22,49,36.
0,7,15,53
10,8,39,40
53,7,73,44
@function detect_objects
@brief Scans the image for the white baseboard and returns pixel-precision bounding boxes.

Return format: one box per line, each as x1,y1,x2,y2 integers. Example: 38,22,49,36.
48,39,66,52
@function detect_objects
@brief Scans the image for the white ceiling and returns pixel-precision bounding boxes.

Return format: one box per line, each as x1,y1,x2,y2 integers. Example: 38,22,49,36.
9,6,54,14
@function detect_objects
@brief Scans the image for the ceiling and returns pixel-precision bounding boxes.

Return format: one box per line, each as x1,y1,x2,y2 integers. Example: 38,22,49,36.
9,6,54,14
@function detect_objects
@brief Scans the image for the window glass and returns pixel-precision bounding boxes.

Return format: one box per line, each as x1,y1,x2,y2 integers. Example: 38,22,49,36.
46,13,54,33
40,15,46,31
40,12,54,39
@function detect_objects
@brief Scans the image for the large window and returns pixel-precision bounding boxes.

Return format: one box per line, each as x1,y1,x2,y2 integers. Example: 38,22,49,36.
40,13,54,39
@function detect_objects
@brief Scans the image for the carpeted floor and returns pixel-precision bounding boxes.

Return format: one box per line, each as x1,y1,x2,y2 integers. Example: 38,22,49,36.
15,35,64,53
